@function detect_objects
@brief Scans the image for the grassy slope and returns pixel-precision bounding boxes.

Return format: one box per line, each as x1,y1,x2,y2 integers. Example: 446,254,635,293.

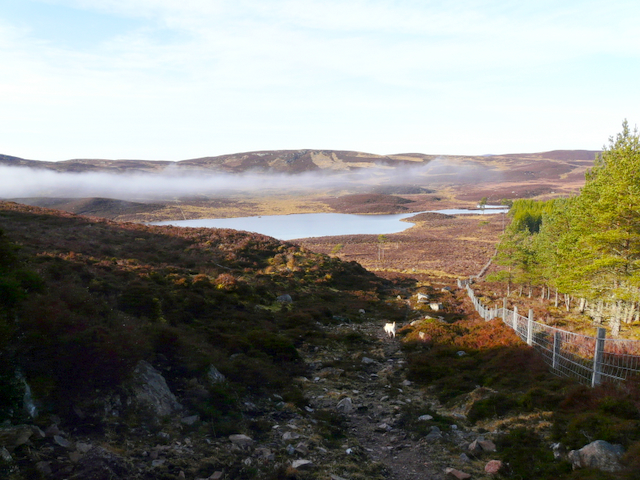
0,201,406,424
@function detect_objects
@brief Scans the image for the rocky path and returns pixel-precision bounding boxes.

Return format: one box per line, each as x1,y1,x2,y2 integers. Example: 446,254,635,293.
299,319,491,480
1,307,499,480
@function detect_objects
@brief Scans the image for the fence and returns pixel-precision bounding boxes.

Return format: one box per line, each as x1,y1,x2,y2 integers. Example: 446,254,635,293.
457,279,640,386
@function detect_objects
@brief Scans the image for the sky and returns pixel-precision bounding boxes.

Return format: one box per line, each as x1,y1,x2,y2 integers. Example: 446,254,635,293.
0,0,639,161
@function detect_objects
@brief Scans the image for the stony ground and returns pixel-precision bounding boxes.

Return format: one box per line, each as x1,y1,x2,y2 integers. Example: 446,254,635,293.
3,290,504,480
297,316,497,480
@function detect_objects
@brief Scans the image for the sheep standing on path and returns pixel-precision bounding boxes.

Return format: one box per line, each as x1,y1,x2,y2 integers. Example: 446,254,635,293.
384,321,396,338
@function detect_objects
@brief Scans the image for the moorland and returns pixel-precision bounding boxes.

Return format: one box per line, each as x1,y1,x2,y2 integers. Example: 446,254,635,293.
2,146,640,480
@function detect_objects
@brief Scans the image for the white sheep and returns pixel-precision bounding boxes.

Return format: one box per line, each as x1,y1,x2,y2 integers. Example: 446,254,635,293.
384,321,396,338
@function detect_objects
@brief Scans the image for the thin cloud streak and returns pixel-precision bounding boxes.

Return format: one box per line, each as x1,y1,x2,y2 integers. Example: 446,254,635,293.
0,161,492,201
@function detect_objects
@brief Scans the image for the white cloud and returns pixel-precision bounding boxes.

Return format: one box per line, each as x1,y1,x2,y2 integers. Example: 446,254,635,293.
0,0,639,160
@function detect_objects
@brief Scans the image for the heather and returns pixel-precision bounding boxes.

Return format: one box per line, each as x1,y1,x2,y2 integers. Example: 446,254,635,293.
0,201,398,427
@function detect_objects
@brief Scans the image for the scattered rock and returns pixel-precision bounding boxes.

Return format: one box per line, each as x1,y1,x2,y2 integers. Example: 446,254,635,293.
485,459,503,475
229,434,254,447
44,423,61,437
53,434,74,450
375,423,392,432
1,446,12,462
69,450,83,463
418,414,433,421
425,426,443,441
282,431,300,441
30,425,46,439
36,461,52,476
551,442,565,459
206,365,226,384
292,459,313,470
74,446,131,479
277,294,293,303
76,442,93,454
181,415,200,426
568,440,624,472
336,397,353,414
361,357,376,365
417,293,430,303
331,475,349,480
129,360,183,417
445,467,472,479
0,425,33,448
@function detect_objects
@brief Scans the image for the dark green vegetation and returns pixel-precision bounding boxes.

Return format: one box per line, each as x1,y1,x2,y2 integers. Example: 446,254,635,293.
491,122,640,337
0,201,404,430
402,310,640,479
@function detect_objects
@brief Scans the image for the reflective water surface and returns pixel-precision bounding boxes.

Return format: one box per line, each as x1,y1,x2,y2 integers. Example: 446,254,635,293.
152,207,508,240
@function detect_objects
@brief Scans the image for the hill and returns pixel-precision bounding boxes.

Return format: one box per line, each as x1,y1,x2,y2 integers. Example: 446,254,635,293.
1,201,639,480
0,149,598,176
1,149,599,223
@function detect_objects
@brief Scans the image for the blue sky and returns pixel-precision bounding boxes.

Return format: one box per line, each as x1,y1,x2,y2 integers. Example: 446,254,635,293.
0,0,638,161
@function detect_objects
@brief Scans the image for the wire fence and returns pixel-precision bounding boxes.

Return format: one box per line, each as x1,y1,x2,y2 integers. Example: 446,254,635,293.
457,279,640,386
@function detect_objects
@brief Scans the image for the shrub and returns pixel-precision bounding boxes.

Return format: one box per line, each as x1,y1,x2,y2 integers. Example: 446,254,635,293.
467,393,518,423
496,428,572,479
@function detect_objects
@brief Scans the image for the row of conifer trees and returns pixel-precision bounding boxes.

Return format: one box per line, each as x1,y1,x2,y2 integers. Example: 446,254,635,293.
492,121,640,336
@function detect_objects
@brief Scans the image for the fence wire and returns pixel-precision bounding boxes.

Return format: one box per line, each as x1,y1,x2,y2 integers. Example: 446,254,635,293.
458,279,640,386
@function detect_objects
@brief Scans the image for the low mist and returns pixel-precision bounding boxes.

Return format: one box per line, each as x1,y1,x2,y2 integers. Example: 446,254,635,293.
0,159,494,201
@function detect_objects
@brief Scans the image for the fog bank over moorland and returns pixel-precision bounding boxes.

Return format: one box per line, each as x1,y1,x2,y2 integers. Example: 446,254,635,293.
0,159,494,201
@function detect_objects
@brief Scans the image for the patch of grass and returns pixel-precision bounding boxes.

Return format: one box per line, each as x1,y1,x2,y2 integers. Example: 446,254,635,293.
496,428,572,480
395,403,453,437
312,408,348,448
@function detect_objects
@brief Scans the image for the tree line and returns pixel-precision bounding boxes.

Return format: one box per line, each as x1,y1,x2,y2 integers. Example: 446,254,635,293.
492,121,640,336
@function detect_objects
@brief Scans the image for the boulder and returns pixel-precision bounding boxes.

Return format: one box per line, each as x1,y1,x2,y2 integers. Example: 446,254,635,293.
568,440,624,472
206,365,226,385
129,360,183,417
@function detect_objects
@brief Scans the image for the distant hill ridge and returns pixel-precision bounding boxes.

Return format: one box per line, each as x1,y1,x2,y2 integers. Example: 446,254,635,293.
0,149,600,174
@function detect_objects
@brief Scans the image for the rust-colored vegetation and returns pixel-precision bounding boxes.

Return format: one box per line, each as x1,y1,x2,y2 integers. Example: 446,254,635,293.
0,201,399,427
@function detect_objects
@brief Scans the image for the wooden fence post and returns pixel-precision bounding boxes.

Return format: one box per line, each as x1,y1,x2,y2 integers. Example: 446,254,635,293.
512,306,518,331
527,309,534,346
552,331,561,370
591,327,606,387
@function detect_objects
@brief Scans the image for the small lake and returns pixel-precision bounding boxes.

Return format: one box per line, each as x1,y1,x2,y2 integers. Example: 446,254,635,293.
152,207,508,241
